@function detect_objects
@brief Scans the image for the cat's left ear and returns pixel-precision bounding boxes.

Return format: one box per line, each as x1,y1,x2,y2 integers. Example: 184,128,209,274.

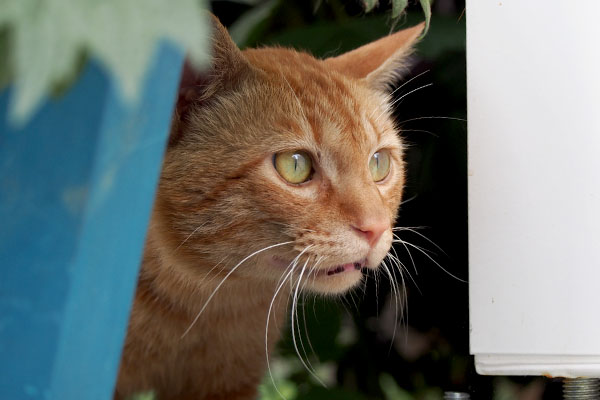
170,14,255,145
324,23,425,91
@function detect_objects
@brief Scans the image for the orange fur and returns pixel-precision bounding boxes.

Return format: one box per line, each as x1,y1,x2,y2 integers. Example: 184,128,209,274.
115,16,423,400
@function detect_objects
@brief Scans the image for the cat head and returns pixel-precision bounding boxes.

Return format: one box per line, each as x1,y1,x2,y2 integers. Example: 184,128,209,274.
152,16,424,295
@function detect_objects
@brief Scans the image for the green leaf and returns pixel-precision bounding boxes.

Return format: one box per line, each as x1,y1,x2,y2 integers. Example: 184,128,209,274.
125,391,156,400
259,368,299,400
362,0,378,13
419,0,433,35
229,0,280,47
379,374,414,400
391,0,408,19
1,0,211,125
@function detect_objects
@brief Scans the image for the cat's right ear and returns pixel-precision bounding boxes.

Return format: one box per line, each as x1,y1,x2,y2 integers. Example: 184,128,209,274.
170,15,253,145
324,22,424,92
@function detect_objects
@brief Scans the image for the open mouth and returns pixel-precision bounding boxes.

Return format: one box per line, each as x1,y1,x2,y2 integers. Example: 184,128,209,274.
322,259,366,276
270,256,367,277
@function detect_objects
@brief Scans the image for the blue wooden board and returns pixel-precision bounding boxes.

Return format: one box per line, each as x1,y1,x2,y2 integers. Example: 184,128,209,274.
0,43,183,400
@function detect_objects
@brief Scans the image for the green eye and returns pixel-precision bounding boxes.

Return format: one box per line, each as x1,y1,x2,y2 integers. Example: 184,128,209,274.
369,150,391,182
274,150,313,184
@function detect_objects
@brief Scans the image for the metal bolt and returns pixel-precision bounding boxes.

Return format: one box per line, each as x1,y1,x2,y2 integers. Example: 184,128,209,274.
563,378,600,399
444,392,471,400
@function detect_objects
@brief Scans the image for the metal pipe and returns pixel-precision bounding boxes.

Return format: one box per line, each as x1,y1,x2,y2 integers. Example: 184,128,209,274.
563,378,600,399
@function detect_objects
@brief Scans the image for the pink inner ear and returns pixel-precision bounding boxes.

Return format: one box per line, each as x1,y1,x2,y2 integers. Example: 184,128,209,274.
324,22,425,81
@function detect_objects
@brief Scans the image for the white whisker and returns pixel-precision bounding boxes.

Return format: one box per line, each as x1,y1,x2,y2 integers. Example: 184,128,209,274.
385,253,409,343
265,245,313,400
375,83,433,122
394,226,447,255
200,255,230,285
392,232,418,277
372,268,381,317
297,256,326,382
369,69,430,119
347,288,359,312
270,220,316,233
392,238,467,283
399,195,418,206
389,69,431,97
301,296,318,370
180,241,293,339
388,83,433,109
387,250,420,294
291,257,327,387
399,128,439,137
396,115,467,125
380,259,400,349
174,222,208,252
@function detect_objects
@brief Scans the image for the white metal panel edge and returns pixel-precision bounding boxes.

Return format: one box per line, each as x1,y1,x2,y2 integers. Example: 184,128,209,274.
467,0,600,376
475,355,600,378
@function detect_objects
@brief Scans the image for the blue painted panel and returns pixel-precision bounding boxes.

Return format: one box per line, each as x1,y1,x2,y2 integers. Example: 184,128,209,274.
0,43,183,400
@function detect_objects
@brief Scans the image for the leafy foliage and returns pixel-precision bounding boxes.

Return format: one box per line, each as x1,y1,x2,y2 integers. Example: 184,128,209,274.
359,0,433,34
229,0,280,46
392,0,409,19
0,0,211,124
418,0,433,34
363,0,378,13
125,391,156,400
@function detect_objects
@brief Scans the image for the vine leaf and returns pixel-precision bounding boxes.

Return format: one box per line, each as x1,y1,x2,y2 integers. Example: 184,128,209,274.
229,0,280,47
362,0,379,13
391,0,409,19
366,0,433,35
419,0,433,35
1,0,211,125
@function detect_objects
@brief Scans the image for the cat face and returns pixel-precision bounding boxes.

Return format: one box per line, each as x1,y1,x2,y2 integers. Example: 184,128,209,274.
153,17,423,295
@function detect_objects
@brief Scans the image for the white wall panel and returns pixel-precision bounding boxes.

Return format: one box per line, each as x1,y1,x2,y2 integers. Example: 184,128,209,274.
467,0,600,377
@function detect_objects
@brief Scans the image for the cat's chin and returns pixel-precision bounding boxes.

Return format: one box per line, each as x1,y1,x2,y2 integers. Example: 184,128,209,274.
305,268,364,295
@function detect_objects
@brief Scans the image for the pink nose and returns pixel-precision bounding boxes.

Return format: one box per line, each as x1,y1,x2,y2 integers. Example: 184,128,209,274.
352,218,389,248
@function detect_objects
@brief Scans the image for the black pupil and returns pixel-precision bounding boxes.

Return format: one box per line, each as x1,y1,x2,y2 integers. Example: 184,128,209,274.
292,153,301,171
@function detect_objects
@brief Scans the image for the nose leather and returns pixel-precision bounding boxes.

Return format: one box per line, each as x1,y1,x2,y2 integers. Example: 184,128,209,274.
352,216,388,248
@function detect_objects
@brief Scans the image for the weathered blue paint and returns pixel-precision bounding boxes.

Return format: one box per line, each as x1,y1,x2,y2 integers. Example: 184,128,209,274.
0,43,183,400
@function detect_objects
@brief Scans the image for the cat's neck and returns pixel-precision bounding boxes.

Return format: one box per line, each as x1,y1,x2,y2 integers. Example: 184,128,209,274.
119,228,290,400
139,225,291,331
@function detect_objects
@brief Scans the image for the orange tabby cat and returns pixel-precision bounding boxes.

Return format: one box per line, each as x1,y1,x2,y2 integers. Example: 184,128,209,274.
115,15,424,400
